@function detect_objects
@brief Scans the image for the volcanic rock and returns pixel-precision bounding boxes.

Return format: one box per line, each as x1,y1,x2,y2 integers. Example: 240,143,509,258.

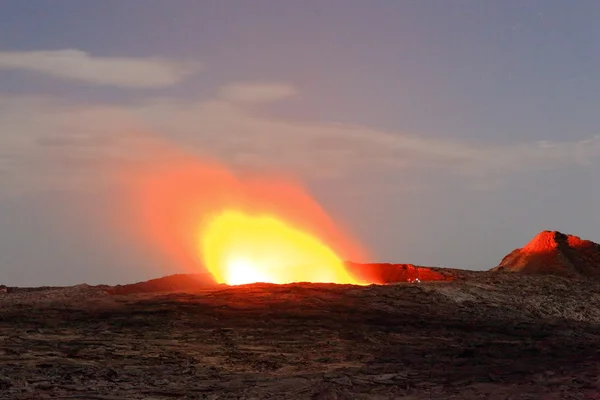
492,230,600,279
100,264,453,296
1,272,600,399
102,273,216,295
347,262,453,283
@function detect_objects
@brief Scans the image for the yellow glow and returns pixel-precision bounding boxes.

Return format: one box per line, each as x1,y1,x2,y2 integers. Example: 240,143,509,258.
201,210,362,285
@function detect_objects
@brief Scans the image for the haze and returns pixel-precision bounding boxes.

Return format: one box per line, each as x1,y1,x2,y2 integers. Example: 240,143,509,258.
1,1,600,286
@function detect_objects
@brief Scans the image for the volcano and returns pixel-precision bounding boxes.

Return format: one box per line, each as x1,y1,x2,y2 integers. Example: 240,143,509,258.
491,230,600,279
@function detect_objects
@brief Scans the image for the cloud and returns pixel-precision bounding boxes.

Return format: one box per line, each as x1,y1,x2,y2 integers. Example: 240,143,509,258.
0,49,199,88
0,154,15,172
218,82,297,103
1,85,600,194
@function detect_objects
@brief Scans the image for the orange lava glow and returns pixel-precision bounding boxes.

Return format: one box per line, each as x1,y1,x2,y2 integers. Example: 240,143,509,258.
202,210,362,285
126,144,371,285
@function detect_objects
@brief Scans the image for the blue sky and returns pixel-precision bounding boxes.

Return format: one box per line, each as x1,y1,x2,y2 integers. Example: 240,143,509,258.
1,1,600,285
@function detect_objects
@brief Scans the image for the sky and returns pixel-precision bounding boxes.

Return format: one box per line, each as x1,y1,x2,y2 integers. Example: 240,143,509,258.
1,1,600,286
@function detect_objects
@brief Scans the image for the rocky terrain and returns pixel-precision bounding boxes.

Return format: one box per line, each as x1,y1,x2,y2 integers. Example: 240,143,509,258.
0,231,599,399
493,231,600,279
0,271,599,399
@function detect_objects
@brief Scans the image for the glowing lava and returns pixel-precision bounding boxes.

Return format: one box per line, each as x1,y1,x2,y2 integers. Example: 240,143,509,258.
202,210,362,285
124,143,371,285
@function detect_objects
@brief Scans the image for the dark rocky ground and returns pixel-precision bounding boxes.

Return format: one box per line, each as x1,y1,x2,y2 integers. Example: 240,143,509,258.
1,271,599,399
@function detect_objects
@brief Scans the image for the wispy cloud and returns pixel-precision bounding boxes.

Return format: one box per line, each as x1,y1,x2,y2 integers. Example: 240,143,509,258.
1,83,599,194
0,49,199,88
218,82,297,103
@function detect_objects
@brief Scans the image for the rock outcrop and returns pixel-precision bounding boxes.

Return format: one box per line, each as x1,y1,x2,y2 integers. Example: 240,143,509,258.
492,230,600,279
99,263,453,295
346,262,453,284
102,273,216,295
